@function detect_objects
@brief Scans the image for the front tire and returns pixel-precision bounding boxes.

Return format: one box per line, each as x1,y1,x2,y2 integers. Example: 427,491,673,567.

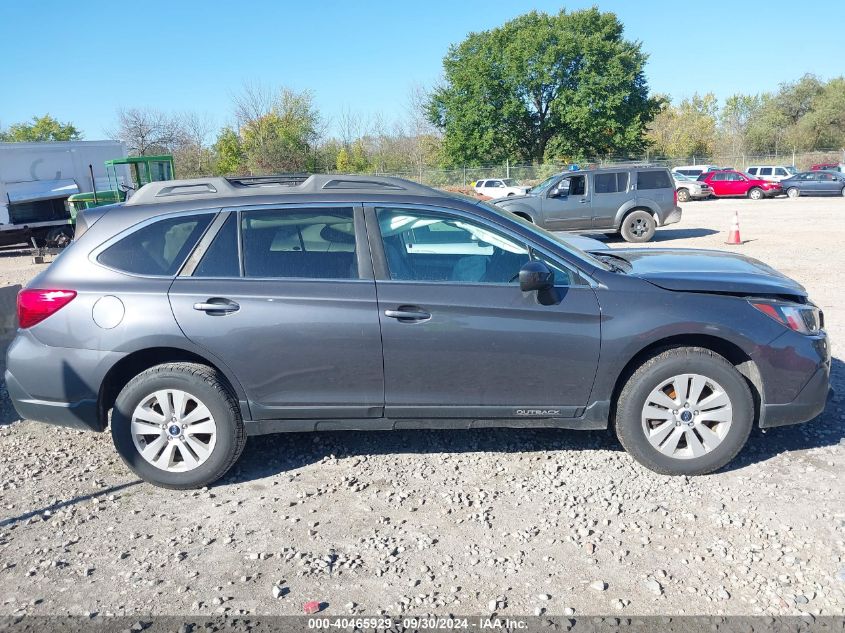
748,187,764,200
787,187,800,199
111,362,246,489
620,210,656,243
676,188,690,202
614,347,753,475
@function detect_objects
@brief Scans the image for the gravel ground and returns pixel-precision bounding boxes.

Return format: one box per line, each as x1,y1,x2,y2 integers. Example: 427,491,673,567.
0,197,843,618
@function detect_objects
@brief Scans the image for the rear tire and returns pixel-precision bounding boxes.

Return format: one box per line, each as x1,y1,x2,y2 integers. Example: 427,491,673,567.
676,188,690,202
614,347,753,475
620,210,656,243
111,362,246,489
787,187,800,199
748,187,764,200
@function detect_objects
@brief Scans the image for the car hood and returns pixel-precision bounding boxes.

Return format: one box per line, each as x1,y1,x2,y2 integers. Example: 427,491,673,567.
606,248,806,297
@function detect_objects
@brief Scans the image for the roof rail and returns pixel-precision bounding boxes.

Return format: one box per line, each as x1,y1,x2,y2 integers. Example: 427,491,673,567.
227,174,311,187
124,173,442,206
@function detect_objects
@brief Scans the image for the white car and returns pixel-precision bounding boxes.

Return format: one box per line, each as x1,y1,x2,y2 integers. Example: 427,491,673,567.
473,178,529,198
672,172,713,201
746,165,798,182
671,164,722,179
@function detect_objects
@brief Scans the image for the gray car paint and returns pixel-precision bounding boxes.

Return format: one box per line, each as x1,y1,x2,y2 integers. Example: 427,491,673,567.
5,175,829,438
492,167,681,232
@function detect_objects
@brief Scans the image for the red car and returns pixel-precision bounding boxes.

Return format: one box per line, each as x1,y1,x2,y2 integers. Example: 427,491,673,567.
700,170,783,199
811,162,842,172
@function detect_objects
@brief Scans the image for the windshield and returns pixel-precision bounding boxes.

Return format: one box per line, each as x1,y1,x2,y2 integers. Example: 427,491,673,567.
785,166,798,174
501,178,518,186
672,172,692,181
528,175,559,194
474,200,610,271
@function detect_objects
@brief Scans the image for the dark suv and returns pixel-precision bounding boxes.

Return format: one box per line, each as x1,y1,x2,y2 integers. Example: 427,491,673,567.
6,175,830,488
491,166,681,242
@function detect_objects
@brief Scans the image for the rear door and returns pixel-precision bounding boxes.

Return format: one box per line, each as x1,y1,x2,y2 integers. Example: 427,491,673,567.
368,204,601,419
168,205,385,421
816,172,839,194
541,174,592,229
591,171,630,228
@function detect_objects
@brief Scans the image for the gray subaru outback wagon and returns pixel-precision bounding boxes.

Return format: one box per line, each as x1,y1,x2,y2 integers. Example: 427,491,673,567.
492,166,681,242
6,175,829,488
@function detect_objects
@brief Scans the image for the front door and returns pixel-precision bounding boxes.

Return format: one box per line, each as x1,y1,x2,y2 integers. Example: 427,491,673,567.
168,206,384,420
369,205,602,419
541,174,592,230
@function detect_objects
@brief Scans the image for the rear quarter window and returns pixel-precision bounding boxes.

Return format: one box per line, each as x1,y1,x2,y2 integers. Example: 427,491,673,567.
97,214,212,276
637,170,672,190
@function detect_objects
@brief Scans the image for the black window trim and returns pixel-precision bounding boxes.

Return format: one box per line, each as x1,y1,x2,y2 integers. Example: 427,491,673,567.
363,202,594,288
90,208,219,279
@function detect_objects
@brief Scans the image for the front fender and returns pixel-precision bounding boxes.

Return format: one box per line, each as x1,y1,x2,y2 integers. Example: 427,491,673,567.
495,202,539,222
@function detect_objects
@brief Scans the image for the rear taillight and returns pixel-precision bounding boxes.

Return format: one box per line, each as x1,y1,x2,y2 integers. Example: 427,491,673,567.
674,188,678,205
17,289,77,329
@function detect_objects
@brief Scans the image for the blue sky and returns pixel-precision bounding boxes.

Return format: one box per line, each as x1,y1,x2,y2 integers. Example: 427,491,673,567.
1,0,841,140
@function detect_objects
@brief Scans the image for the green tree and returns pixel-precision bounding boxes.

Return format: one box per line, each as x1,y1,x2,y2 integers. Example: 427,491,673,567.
646,93,718,158
212,127,244,175
0,114,81,142
719,94,761,155
237,87,321,173
428,8,659,165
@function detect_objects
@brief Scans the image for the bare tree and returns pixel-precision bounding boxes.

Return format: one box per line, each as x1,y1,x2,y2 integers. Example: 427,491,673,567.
336,105,364,149
232,81,274,130
108,107,182,155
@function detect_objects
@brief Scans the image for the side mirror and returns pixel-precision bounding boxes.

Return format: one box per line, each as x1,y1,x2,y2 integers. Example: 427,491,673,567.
548,186,566,198
519,261,554,292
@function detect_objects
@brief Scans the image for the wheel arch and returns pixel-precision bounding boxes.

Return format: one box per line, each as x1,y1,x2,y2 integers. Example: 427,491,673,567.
98,347,249,429
608,334,763,428
615,203,658,229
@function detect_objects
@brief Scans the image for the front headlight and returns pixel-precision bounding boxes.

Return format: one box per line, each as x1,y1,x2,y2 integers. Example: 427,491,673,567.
750,300,823,334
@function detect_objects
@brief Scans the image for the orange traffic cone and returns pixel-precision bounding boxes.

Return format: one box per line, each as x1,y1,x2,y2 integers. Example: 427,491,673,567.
726,211,742,245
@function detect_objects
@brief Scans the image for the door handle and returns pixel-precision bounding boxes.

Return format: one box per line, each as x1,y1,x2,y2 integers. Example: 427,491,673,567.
579,198,589,203
193,299,240,314
384,307,431,321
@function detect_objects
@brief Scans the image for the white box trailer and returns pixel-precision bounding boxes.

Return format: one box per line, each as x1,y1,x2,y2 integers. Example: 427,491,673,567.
0,140,128,247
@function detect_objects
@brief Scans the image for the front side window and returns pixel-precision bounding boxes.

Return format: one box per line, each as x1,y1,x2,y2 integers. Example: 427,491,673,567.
241,208,357,279
760,167,773,176
637,170,672,190
747,168,758,175
774,168,787,176
377,208,529,284
98,214,212,276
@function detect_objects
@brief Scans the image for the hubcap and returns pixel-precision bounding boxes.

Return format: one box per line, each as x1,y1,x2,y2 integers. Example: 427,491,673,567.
630,218,648,236
131,389,217,472
641,373,733,460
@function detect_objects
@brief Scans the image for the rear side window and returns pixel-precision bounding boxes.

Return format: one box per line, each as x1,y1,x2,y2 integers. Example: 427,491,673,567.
637,170,672,190
594,172,629,194
241,208,357,279
98,214,212,276
194,214,239,277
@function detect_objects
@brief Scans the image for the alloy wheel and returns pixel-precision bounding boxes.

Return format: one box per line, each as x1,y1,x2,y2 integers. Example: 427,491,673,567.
641,373,733,460
131,389,217,472
629,217,648,237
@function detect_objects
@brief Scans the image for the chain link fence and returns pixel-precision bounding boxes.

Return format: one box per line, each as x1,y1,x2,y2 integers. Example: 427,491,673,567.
344,149,845,190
